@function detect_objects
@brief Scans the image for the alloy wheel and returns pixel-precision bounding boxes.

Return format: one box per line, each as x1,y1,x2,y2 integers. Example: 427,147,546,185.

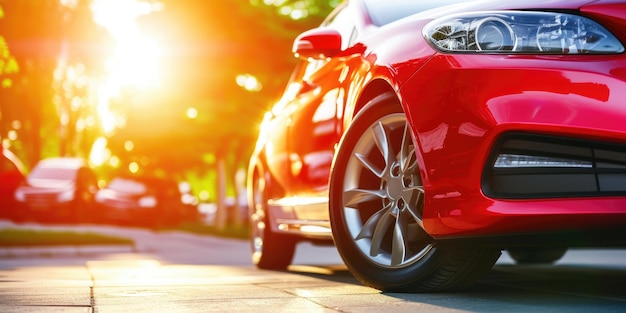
341,112,432,268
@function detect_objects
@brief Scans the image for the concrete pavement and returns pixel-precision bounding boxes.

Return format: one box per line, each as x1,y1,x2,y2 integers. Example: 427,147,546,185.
0,257,404,313
0,221,367,313
3,251,626,313
2,221,626,312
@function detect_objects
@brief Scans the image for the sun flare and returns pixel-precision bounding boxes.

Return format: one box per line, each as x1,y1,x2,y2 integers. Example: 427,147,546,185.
89,0,163,166
92,0,164,90
108,36,162,89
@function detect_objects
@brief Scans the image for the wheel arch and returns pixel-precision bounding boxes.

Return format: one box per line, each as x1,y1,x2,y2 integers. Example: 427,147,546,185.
345,78,401,128
341,79,436,232
247,153,286,207
246,158,262,211
328,94,501,292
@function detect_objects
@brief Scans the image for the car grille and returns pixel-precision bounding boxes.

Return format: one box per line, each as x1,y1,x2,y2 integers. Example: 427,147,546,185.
25,193,58,205
482,133,626,199
102,198,135,209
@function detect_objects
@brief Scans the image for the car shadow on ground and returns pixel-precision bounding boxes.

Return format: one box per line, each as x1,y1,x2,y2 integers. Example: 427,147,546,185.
393,264,626,312
285,262,626,312
287,263,359,285
476,264,626,299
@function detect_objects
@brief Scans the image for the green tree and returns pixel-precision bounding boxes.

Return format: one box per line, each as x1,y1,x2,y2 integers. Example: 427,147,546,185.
0,0,109,168
1,0,338,228
124,0,337,228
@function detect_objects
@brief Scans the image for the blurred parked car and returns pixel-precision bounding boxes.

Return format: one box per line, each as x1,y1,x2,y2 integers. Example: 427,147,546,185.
94,175,197,227
14,157,99,222
247,0,626,292
0,149,27,217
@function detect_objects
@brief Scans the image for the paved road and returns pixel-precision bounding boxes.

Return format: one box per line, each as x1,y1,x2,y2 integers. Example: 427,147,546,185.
0,221,625,312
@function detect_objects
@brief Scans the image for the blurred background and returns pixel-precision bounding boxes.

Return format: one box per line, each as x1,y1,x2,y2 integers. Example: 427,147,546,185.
0,0,339,232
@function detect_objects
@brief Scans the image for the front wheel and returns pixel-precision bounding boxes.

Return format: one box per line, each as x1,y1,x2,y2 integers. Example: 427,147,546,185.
329,94,501,292
250,170,297,269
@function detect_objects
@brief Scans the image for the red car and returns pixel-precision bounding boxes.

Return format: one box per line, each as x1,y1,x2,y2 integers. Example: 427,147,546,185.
0,149,27,217
13,157,99,223
247,0,626,292
94,175,197,227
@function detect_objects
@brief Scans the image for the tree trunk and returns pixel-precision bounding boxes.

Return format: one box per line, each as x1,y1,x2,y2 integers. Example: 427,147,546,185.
214,152,228,230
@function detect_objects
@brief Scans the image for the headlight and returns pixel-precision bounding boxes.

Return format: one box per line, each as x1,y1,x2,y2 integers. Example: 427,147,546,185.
58,189,75,202
14,190,25,202
138,196,157,208
424,11,624,54
94,191,107,203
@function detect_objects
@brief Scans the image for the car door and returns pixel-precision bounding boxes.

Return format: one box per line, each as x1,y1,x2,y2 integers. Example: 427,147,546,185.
286,3,359,197
261,62,310,192
287,59,346,195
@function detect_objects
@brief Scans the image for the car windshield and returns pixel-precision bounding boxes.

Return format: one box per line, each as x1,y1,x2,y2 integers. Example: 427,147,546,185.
107,178,148,194
29,166,77,181
363,0,475,26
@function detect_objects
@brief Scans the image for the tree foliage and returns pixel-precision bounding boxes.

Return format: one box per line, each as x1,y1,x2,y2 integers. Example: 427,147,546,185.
0,0,338,226
111,0,335,174
0,0,109,167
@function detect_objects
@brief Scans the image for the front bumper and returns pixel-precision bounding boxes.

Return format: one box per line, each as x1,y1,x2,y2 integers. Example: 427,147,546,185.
400,53,626,239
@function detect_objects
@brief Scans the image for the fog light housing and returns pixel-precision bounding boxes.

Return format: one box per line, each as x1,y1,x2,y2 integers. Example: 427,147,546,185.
483,133,626,198
494,154,592,168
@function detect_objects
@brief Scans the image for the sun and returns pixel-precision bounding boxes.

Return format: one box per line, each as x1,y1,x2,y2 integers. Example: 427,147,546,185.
92,0,164,90
89,0,164,166
109,36,162,89
91,0,165,122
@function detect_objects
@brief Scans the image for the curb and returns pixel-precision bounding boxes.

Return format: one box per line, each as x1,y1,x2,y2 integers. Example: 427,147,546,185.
0,244,137,258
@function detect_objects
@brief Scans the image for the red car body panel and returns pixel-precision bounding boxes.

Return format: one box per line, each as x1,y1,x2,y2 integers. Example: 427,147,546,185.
399,53,626,236
346,1,626,238
249,0,626,242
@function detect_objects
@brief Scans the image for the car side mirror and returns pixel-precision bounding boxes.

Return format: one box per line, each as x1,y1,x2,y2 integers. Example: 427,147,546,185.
292,27,342,59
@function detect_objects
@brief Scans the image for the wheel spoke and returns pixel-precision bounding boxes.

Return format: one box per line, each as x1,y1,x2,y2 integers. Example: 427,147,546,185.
337,110,431,270
372,121,397,169
344,188,387,208
369,208,394,257
391,216,408,266
403,186,424,227
356,152,384,178
355,206,385,240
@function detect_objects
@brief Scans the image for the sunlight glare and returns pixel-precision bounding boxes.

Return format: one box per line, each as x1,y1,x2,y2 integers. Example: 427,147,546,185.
90,136,111,166
236,74,262,92
91,0,163,136
129,162,139,173
124,140,135,152
93,0,164,90
186,107,198,119
96,83,118,135
108,37,162,89
109,155,121,168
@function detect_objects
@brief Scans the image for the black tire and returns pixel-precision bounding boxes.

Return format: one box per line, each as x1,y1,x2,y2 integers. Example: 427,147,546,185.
250,169,297,269
508,247,567,264
329,93,501,292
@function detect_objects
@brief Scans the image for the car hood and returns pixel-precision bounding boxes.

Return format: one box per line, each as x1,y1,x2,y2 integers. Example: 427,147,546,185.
19,179,74,191
96,189,148,201
404,0,610,21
